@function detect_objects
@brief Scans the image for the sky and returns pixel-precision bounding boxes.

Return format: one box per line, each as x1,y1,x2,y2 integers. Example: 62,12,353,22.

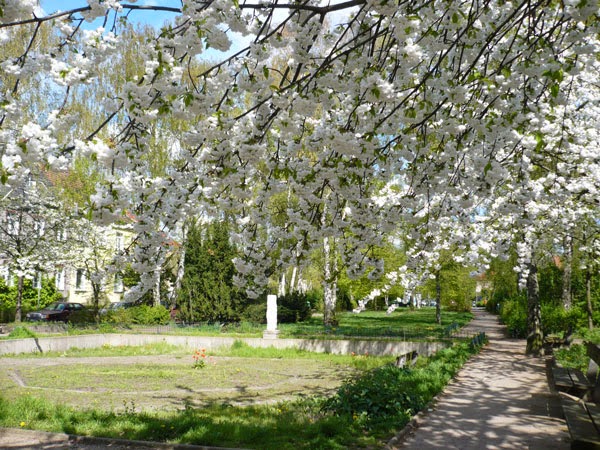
38,1,355,61
39,1,250,60
40,1,181,29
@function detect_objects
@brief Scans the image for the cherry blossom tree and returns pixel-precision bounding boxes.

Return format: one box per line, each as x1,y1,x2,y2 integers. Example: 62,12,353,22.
0,1,599,344
0,174,76,321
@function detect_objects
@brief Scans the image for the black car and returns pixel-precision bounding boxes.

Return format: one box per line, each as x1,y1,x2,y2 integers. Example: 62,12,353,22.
26,302,86,322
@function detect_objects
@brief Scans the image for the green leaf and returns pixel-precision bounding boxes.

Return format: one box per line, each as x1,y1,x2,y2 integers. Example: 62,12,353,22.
371,86,381,99
534,132,545,151
451,12,460,23
550,83,559,98
263,66,269,79
542,69,564,82
183,93,194,107
484,161,492,175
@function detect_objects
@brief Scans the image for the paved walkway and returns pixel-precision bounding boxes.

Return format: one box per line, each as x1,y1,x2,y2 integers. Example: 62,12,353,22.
390,308,570,449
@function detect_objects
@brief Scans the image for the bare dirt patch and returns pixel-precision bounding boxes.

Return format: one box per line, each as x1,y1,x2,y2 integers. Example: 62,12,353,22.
0,354,357,412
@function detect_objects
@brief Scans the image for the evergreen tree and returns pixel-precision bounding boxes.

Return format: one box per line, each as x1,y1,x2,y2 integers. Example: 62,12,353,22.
178,220,242,323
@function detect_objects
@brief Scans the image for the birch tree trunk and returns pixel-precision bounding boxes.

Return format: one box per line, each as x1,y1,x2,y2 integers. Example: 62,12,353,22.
526,262,543,355
169,223,186,309
290,266,297,293
153,268,161,307
323,234,337,327
278,272,286,297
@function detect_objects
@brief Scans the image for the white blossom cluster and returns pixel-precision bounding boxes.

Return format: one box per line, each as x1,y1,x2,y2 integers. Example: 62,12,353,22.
0,0,599,299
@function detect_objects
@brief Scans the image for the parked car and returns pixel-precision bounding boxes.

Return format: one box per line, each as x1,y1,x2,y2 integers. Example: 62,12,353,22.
26,302,86,322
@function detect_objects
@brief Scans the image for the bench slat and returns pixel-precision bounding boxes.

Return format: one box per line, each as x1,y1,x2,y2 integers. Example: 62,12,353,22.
584,403,600,433
554,367,577,389
570,369,594,389
562,398,600,449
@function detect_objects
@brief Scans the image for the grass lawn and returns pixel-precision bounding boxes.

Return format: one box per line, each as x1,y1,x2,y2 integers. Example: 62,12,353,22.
2,307,473,340
0,343,386,412
279,308,472,339
0,309,478,449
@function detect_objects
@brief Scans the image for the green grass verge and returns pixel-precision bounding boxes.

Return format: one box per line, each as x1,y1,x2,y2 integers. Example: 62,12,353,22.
2,309,472,341
0,340,483,449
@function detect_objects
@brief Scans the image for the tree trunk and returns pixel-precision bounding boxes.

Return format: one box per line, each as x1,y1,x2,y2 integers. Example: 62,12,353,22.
587,269,594,330
169,225,186,309
278,272,286,297
562,235,573,310
323,235,337,327
15,275,24,323
526,262,543,355
92,281,102,321
290,266,298,293
153,268,161,307
435,271,442,325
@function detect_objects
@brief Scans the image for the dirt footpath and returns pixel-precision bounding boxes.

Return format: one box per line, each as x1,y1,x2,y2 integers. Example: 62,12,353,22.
389,309,570,449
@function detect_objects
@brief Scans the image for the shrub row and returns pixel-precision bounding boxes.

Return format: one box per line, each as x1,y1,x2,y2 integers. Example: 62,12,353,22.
498,296,583,338
100,305,171,325
323,341,481,430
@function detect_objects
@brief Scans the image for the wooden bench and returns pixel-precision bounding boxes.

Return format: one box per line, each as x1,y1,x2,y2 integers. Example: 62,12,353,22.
395,350,418,368
557,342,600,449
553,366,594,396
470,332,486,348
545,327,574,351
552,341,598,397
442,322,459,338
561,394,600,449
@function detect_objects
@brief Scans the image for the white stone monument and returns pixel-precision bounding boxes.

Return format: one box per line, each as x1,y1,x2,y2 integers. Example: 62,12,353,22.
263,294,280,339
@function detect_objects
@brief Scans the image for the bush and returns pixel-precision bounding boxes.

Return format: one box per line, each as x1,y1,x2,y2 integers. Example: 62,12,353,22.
555,344,588,372
0,277,62,322
541,304,582,335
241,292,313,324
130,305,170,324
7,326,36,339
102,305,170,325
324,341,479,429
278,292,312,323
499,296,527,338
323,364,416,426
240,303,266,324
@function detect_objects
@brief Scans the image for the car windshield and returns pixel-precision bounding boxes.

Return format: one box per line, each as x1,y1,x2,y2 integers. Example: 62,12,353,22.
46,303,65,311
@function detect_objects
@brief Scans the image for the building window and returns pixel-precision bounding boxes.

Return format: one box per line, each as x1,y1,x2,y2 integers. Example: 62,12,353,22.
34,220,45,237
6,214,19,236
55,268,65,291
75,269,87,291
57,228,67,241
113,274,123,293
